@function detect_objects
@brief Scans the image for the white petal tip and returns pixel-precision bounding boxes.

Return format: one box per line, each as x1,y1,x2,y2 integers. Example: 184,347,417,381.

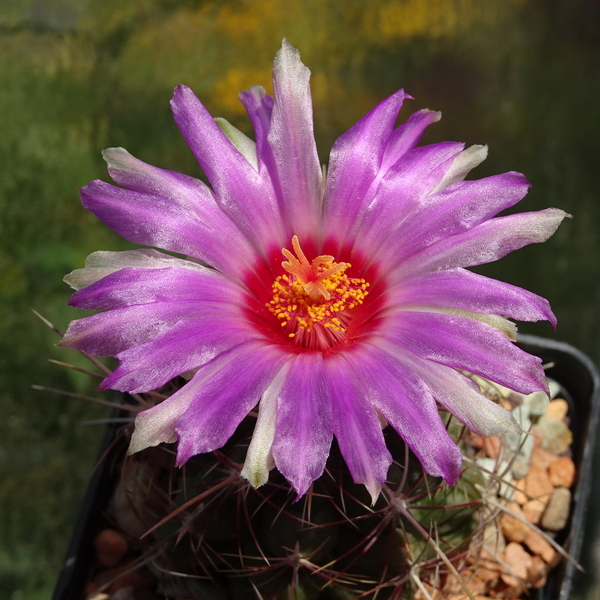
362,478,383,506
101,147,132,169
240,467,270,489
422,109,442,122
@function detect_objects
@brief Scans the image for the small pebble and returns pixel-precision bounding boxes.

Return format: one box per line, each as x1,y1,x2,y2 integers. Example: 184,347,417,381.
536,416,573,455
514,465,554,505
528,555,548,588
444,573,487,596
541,487,571,531
526,391,550,418
512,403,531,427
530,447,560,471
546,398,569,421
548,379,561,399
501,502,531,543
475,548,502,582
475,458,513,500
483,435,501,460
470,433,485,449
523,529,556,563
501,541,532,586
548,456,576,488
511,457,530,481
522,498,546,525
109,570,147,594
481,522,506,554
531,425,544,448
503,406,535,478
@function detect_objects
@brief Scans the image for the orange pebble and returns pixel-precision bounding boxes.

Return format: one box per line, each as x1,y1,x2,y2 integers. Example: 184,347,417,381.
548,456,576,488
528,555,548,588
530,447,560,471
483,436,501,460
523,529,556,563
501,502,531,543
501,542,532,587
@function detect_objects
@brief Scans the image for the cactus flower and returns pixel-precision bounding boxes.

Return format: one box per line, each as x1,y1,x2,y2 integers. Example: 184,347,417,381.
60,41,566,502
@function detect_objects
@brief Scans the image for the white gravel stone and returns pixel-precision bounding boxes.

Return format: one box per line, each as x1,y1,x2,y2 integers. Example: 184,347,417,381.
548,378,561,399
525,390,550,418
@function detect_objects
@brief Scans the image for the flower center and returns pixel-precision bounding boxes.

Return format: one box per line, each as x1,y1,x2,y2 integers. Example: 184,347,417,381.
266,236,370,350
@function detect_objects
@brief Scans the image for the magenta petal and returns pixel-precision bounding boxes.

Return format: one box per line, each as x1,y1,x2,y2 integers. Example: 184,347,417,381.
101,315,253,393
343,344,462,484
59,301,202,356
171,85,287,253
175,342,286,464
387,268,556,326
381,109,441,170
100,147,254,274
80,181,254,274
128,342,285,458
390,172,531,257
401,355,520,437
324,355,392,501
239,86,275,173
352,142,466,261
383,311,548,394
69,266,244,311
324,89,408,249
267,41,323,239
261,40,322,239
103,147,218,211
399,208,567,274
271,353,333,497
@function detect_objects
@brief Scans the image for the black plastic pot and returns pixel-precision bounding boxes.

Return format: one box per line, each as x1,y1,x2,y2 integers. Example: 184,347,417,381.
52,336,600,600
52,409,128,600
516,335,600,600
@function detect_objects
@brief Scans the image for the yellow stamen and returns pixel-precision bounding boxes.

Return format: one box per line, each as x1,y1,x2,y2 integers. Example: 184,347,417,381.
281,235,347,301
267,236,370,349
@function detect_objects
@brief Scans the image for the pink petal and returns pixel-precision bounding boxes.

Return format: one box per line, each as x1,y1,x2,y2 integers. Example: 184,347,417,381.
175,342,286,463
389,172,531,258
100,314,254,393
381,310,548,395
59,301,202,356
397,208,568,275
323,89,409,250
80,180,254,275
343,343,463,484
171,84,287,254
238,85,274,173
68,266,243,311
267,40,323,240
400,353,521,437
324,354,392,502
64,249,203,291
128,342,283,456
387,268,556,326
351,142,466,263
271,352,333,497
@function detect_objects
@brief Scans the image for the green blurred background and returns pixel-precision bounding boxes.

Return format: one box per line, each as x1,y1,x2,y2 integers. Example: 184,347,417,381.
1,0,599,598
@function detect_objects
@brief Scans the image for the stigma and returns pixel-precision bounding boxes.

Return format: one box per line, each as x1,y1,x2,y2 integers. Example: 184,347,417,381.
267,236,370,350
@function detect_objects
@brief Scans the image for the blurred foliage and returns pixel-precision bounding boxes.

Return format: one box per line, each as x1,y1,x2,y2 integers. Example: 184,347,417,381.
0,0,599,597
